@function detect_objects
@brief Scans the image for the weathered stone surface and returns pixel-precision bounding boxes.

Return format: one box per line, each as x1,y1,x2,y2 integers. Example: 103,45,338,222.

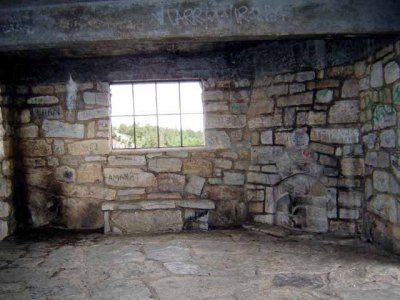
17,125,39,138
53,140,65,155
27,96,59,105
60,197,104,229
55,166,76,183
42,120,84,138
77,163,103,183
104,168,156,187
19,109,31,123
185,176,205,196
110,210,183,234
83,92,109,106
251,146,284,164
384,61,400,84
368,194,397,223
341,158,365,176
380,129,396,148
248,115,282,129
61,183,116,200
260,130,273,144
32,106,62,120
328,100,359,124
77,108,109,121
214,159,232,169
338,191,363,208
205,102,228,112
296,71,315,82
158,173,185,192
68,140,109,155
204,185,243,201
102,200,176,211
246,190,264,202
27,188,58,227
20,139,52,157
183,158,213,177
339,208,360,220
206,114,246,129
341,79,359,98
277,92,313,107
315,89,334,104
205,130,231,149
273,274,323,288
177,200,215,210
310,128,359,144
373,104,397,130
0,179,12,198
148,158,182,172
289,83,306,94
223,172,245,185
371,61,384,88
204,90,223,101
247,98,274,116
108,155,146,166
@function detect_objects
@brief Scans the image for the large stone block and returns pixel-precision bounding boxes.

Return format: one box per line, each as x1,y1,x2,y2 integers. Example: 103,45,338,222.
315,89,334,104
104,168,156,187
223,172,245,185
20,139,52,157
247,97,274,116
328,100,360,124
371,61,384,88
277,92,313,107
148,158,182,172
341,158,365,176
205,114,246,129
108,155,146,166
77,163,103,183
77,108,109,120
248,115,282,129
185,176,205,196
310,128,359,144
373,104,396,130
338,191,363,208
368,194,397,223
341,79,359,98
60,183,116,200
27,188,59,227
384,61,400,84
42,120,84,138
204,185,243,201
205,130,231,149
0,179,12,198
157,173,185,192
109,210,183,234
251,146,284,164
17,125,39,138
183,158,213,177
60,197,104,229
68,140,109,155
27,96,59,105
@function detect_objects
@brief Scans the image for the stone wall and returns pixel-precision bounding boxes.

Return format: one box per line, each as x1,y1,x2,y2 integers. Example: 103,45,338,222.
0,84,15,239
360,41,400,254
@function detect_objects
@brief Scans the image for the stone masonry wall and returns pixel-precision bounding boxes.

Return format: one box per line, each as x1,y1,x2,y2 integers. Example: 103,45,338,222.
0,84,15,239
247,66,363,234
360,41,400,254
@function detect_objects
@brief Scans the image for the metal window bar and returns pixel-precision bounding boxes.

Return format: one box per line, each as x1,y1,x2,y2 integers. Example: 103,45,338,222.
178,81,183,147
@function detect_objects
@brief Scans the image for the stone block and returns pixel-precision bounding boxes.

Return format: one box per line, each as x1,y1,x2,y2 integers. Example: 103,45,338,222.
60,197,104,229
251,146,284,164
148,158,182,172
384,61,400,84
289,83,306,94
27,188,58,227
341,158,365,176
55,166,76,183
204,90,223,101
158,173,185,192
19,109,31,123
42,120,84,138
339,208,360,220
183,158,213,177
370,61,383,88
205,102,228,112
108,155,146,166
328,100,360,124
254,214,274,224
249,202,264,213
68,140,109,155
214,159,232,169
27,96,59,105
185,176,205,196
109,210,183,234
17,125,39,138
104,168,156,187
53,140,65,155
307,111,326,125
60,183,116,200
248,115,282,129
77,108,109,121
246,189,264,202
310,128,359,144
260,130,273,144
0,201,10,219
205,114,246,129
223,172,245,185
204,185,243,201
20,139,52,157
83,92,109,106
277,92,313,107
77,163,103,183
373,104,396,130
368,194,397,223
380,129,396,148
176,200,215,210
341,79,359,98
315,89,334,104
0,179,12,198
296,71,315,82
32,106,62,120
247,98,274,116
205,130,231,149
338,191,363,208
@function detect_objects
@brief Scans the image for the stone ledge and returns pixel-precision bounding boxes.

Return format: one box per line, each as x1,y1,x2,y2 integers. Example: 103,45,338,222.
102,199,215,211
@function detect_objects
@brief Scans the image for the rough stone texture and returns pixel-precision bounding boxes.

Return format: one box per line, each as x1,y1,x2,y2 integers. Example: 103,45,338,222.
206,115,246,129
185,176,205,196
277,92,313,107
183,158,213,177
341,158,365,176
311,128,359,144
27,96,59,105
384,61,400,84
148,158,182,173
20,140,52,157
110,210,183,234
329,100,360,124
68,140,109,155
205,130,231,149
341,79,359,98
77,108,109,121
42,120,84,138
316,89,334,104
104,168,156,187
108,155,146,166
77,163,103,183
371,61,384,88
157,174,185,192
1,230,400,299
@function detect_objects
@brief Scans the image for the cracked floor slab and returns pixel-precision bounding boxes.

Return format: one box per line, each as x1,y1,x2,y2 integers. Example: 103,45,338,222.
0,229,399,299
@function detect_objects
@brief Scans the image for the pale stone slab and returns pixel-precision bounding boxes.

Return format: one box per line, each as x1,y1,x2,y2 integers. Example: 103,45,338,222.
148,158,182,172
205,130,230,149
310,128,359,144
77,108,109,120
251,146,284,164
328,100,360,124
108,155,146,166
370,61,383,88
384,61,400,84
77,163,103,183
42,120,84,138
32,106,62,120
183,158,213,177
205,114,246,129
102,200,176,211
185,176,205,195
17,125,39,138
176,200,215,210
27,96,59,105
68,140,109,155
277,92,313,107
104,168,156,187
157,173,185,192
316,89,334,104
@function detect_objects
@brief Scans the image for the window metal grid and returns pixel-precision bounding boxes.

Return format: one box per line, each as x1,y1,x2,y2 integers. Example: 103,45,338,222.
110,80,204,150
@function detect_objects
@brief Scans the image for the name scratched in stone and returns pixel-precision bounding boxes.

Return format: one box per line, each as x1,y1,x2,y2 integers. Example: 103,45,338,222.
32,106,62,119
108,173,138,182
152,4,286,28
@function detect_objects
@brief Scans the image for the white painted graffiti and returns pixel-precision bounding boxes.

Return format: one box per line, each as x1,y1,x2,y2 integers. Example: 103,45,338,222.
152,5,287,28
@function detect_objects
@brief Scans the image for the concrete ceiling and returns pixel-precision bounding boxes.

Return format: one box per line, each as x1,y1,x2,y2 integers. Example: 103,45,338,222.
0,0,399,58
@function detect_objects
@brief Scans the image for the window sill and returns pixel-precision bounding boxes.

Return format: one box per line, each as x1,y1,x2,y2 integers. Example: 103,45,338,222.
110,146,206,155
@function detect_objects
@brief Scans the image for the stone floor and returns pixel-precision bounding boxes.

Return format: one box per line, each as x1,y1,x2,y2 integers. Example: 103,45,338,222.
0,229,400,299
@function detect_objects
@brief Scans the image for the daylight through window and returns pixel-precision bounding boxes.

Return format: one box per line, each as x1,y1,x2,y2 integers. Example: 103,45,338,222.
110,81,204,149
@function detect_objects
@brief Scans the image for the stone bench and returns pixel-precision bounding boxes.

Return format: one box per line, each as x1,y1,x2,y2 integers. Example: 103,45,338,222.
101,199,215,234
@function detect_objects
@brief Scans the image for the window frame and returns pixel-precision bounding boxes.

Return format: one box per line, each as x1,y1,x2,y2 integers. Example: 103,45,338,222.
109,79,206,152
